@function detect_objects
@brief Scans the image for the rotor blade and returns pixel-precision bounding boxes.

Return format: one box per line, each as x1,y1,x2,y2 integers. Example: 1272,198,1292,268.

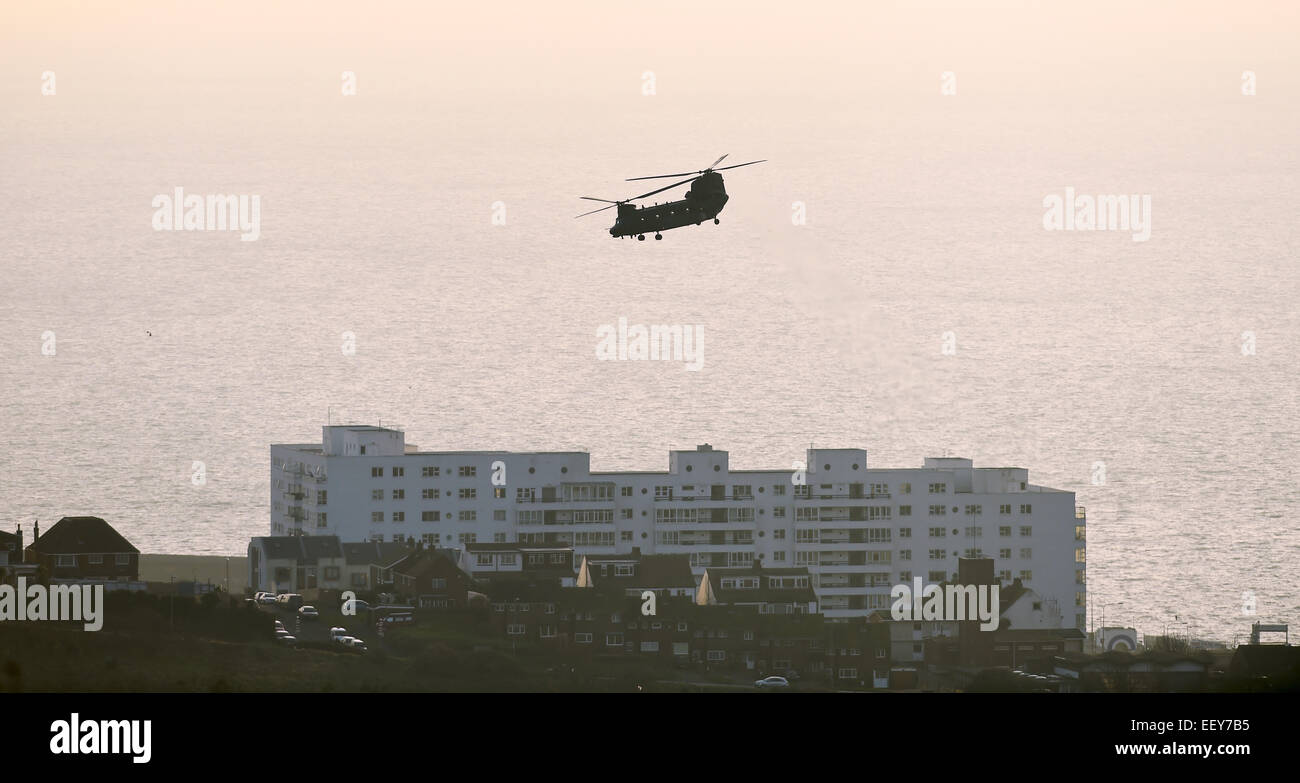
707,153,728,169
580,197,622,203
574,202,619,219
631,176,696,201
713,159,766,172
625,170,702,182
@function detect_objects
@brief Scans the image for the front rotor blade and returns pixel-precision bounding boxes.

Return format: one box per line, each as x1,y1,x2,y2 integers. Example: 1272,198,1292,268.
580,197,622,203
707,153,728,170
574,202,619,218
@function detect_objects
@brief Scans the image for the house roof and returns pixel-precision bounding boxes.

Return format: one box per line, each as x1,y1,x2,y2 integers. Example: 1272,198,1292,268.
583,554,695,590
341,541,409,566
464,543,573,554
703,567,818,605
27,516,138,555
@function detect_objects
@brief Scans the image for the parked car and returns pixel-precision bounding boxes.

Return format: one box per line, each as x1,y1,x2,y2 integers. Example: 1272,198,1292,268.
755,676,790,689
256,592,278,605
275,634,296,646
276,593,304,609
297,605,319,621
340,597,371,614
273,620,286,632
329,627,349,642
344,637,368,654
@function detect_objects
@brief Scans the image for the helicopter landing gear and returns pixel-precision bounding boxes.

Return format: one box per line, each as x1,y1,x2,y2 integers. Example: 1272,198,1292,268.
714,218,720,225
654,233,662,240
637,234,645,241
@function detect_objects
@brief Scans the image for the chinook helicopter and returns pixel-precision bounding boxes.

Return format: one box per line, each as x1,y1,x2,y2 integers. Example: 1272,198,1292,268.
576,154,765,240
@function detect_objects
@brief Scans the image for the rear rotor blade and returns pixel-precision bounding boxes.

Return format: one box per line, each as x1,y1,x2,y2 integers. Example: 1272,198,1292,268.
707,153,729,169
713,159,766,172
631,176,696,201
626,170,702,182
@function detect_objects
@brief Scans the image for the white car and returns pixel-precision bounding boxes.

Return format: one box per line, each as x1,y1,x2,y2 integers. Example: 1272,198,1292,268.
329,626,349,642
275,634,297,646
344,637,368,653
297,605,319,620
273,620,286,632
257,593,278,605
755,676,790,689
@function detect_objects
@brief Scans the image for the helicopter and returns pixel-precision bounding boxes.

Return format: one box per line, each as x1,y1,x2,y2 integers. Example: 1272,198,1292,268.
576,154,765,240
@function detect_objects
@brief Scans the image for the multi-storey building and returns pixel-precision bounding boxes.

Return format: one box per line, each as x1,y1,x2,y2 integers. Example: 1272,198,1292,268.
271,425,1086,627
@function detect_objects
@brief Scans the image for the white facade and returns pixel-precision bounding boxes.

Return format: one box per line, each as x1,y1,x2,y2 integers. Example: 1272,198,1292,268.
271,427,1087,626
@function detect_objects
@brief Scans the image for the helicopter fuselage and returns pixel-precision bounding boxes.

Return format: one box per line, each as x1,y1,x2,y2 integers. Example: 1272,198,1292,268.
610,172,728,238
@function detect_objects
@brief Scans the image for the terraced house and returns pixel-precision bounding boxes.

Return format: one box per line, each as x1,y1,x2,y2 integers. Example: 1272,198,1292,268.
271,425,1086,628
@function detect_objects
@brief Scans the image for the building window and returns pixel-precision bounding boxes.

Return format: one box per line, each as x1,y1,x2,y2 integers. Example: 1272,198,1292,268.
371,512,384,523
459,488,477,500
898,527,911,538
422,511,440,522
928,549,946,560
459,511,476,521
928,527,946,537
392,489,405,500
576,633,593,643
999,504,1012,515
371,489,383,502
422,466,439,477
928,505,946,516
316,490,327,505
1020,548,1032,559
371,467,383,478
493,510,506,522
899,505,911,517
458,466,476,477
116,554,130,566
999,548,1011,559
1019,504,1032,514
422,488,439,500
392,512,405,523
316,512,327,528
56,555,76,567
507,624,526,636
899,482,912,494
493,487,506,499
620,486,633,496
392,467,405,477
928,483,946,494
89,554,103,565
606,633,624,647
458,533,477,544
1020,526,1032,537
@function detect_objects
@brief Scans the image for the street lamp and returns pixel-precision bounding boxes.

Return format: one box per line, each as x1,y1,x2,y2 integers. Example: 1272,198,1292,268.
1099,601,1123,651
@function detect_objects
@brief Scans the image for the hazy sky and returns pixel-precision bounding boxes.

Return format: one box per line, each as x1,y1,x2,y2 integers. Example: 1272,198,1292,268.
4,0,1298,107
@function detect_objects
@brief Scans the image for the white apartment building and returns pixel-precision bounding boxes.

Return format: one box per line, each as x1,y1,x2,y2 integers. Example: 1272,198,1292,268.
271,426,1087,626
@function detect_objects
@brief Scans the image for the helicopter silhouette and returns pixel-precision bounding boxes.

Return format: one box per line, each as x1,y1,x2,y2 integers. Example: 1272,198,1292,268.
577,154,765,240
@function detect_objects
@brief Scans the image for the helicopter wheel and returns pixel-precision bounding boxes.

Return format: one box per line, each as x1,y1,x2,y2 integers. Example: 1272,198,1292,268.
637,234,645,241
654,233,662,240
714,218,720,225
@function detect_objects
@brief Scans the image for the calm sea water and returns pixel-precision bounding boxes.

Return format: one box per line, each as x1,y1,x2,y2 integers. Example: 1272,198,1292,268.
2,89,1297,645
